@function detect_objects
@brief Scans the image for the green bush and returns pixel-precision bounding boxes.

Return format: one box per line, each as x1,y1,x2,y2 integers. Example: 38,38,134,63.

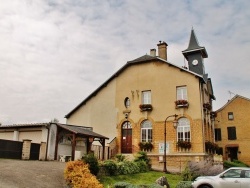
82,153,100,176
113,182,164,188
134,151,150,163
135,160,149,173
116,154,126,162
175,181,192,188
113,182,134,188
117,161,140,175
181,166,197,181
223,160,249,168
138,184,164,188
102,160,118,176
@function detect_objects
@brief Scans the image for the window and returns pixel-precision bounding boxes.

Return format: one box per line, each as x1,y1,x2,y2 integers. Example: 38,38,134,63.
141,120,152,142
177,86,187,100
124,97,130,108
177,118,190,141
142,90,151,104
223,169,241,178
227,126,237,140
215,128,222,141
228,112,234,120
245,170,250,178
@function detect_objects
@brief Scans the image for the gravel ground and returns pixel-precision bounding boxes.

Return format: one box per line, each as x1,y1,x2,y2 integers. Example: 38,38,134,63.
0,159,67,188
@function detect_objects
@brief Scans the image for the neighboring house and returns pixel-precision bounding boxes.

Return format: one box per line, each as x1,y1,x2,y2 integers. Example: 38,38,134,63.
0,123,108,161
214,95,250,165
65,29,216,171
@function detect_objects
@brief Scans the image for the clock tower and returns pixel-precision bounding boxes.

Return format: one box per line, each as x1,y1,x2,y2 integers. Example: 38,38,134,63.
182,29,208,75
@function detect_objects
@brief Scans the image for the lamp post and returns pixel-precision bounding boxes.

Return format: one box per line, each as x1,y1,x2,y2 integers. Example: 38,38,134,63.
163,114,178,173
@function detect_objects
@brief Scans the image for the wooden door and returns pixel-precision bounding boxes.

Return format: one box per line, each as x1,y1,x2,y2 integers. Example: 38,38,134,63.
121,121,132,153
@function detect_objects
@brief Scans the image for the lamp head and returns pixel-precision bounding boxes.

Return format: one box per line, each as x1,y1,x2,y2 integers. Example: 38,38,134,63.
173,114,178,129
173,119,178,129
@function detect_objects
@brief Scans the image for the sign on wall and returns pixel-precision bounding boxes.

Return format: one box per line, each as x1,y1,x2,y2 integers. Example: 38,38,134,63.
159,142,169,154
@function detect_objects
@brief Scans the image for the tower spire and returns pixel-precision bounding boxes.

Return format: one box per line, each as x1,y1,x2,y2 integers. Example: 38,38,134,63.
182,29,208,60
182,29,208,75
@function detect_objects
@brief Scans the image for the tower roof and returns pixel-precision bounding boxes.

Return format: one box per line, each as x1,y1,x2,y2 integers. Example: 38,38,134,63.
182,29,208,59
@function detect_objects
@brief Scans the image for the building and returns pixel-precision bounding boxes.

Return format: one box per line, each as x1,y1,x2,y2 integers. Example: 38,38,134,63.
0,123,108,161
65,29,216,172
214,95,250,165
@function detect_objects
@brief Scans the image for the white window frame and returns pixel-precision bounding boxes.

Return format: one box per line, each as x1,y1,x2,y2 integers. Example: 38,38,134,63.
177,118,190,141
142,90,151,104
141,120,152,142
177,86,188,100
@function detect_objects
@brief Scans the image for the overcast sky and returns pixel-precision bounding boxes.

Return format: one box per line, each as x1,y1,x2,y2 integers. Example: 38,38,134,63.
0,0,249,125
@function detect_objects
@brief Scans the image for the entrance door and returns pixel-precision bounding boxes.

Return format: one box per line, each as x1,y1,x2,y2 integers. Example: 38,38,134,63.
228,147,238,161
121,121,132,153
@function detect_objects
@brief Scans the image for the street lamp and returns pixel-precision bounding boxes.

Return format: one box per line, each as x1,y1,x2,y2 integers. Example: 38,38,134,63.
163,114,178,173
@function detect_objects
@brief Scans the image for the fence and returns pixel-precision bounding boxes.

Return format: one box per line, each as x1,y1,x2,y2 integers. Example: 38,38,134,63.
91,144,118,160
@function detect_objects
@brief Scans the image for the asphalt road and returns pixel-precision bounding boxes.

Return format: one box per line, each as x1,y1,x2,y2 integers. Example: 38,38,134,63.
0,159,67,188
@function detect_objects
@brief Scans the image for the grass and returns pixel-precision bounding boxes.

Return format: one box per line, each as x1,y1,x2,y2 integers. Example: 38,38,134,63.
99,170,182,188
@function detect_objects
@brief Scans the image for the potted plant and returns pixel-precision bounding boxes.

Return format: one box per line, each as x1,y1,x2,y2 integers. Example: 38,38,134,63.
138,142,153,152
139,104,153,112
145,142,153,152
205,141,219,153
138,142,145,151
175,100,189,108
203,102,212,110
210,111,217,118
177,140,191,150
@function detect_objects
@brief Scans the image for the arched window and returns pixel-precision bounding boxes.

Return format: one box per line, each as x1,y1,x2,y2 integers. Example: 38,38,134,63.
177,118,190,141
122,121,132,129
141,120,152,142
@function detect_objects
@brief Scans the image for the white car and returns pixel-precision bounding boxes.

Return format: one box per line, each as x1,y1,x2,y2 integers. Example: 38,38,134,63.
191,167,250,188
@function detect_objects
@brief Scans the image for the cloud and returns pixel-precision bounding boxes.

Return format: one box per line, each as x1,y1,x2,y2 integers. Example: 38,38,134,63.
0,0,250,124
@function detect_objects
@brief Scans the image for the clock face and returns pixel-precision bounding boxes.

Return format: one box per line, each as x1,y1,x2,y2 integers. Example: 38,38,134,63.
192,59,198,65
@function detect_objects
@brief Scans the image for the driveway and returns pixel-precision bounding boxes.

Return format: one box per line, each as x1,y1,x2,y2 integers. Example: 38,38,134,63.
0,159,67,188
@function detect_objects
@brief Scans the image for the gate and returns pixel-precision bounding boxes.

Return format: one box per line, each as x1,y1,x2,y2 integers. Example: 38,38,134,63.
30,143,40,160
0,139,23,159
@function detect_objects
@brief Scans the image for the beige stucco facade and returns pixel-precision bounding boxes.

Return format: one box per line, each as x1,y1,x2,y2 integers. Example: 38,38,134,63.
215,95,250,165
66,79,118,143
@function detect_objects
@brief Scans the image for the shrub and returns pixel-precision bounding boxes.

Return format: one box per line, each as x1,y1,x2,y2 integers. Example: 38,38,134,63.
135,160,149,173
64,160,103,188
224,160,249,168
181,166,196,181
116,154,126,162
134,151,151,168
175,181,192,188
117,161,140,175
82,153,99,176
102,160,118,176
113,182,134,188
181,161,223,181
113,182,163,188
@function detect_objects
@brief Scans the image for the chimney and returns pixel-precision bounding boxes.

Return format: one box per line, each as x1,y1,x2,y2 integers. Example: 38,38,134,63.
150,49,156,56
157,41,168,60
